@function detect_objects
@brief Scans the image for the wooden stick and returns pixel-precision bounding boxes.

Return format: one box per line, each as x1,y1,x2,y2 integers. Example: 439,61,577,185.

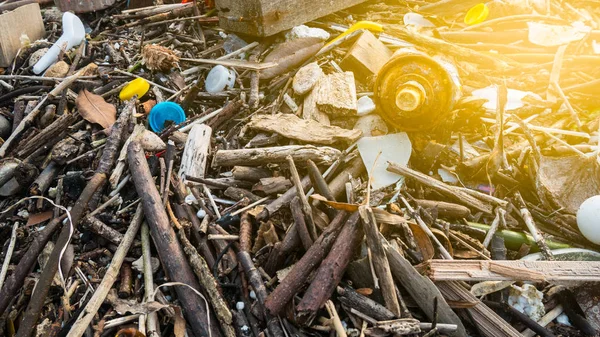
236,247,285,336
128,141,221,337
514,192,554,260
0,222,18,291
287,156,318,241
84,216,125,245
400,196,453,260
291,197,313,250
325,300,347,337
257,175,311,221
296,212,362,325
141,223,160,336
359,206,401,317
482,209,505,248
388,163,493,214
179,228,235,337
213,145,341,167
337,285,395,321
264,211,349,315
66,205,143,337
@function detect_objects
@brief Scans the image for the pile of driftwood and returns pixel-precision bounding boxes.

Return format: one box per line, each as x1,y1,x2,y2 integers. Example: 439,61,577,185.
2,0,600,337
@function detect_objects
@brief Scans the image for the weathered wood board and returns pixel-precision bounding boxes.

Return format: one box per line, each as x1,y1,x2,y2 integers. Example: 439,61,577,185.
215,0,367,37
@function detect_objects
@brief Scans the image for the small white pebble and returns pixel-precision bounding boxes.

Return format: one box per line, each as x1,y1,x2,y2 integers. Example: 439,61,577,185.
249,291,256,300
197,209,207,219
236,302,245,310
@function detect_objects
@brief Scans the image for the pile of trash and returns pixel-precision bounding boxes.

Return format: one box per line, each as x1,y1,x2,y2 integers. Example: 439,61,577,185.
1,0,600,336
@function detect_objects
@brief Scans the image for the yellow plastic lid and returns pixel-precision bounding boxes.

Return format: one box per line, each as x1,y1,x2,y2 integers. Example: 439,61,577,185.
119,77,150,101
464,3,489,25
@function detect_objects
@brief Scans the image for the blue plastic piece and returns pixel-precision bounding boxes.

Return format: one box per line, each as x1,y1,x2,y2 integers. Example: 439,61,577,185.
148,102,186,132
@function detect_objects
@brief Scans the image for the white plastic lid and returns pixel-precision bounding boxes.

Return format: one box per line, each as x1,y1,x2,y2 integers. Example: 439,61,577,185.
205,65,236,93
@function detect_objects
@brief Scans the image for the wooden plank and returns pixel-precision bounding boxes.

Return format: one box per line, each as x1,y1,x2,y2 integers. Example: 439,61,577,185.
0,3,45,67
340,31,392,82
215,0,366,37
179,124,212,181
425,260,600,284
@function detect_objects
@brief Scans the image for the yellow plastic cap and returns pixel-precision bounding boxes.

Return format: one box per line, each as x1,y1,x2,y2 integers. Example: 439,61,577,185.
464,3,489,25
120,77,150,101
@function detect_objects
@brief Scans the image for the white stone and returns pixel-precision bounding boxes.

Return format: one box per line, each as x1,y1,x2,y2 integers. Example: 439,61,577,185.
293,62,323,96
286,25,330,41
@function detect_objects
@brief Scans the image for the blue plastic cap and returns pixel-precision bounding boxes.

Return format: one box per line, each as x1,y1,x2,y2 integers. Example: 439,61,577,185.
148,102,186,132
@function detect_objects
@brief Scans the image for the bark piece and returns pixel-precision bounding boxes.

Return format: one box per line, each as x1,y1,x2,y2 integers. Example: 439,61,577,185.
247,113,361,145
253,176,292,195
303,78,331,125
232,166,271,182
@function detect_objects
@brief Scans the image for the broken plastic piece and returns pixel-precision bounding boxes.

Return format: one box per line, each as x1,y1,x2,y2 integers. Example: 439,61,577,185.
325,21,383,48
471,85,542,111
357,96,376,116
464,3,489,25
119,78,150,101
205,65,236,93
403,13,435,28
148,102,186,132
33,12,85,75
357,133,411,190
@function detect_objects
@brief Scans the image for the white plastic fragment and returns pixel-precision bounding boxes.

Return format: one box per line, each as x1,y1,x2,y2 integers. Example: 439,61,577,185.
236,302,245,310
357,133,412,190
205,65,236,93
528,21,591,47
438,168,458,184
357,96,376,116
286,25,330,41
33,12,85,74
403,13,436,28
471,85,543,112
